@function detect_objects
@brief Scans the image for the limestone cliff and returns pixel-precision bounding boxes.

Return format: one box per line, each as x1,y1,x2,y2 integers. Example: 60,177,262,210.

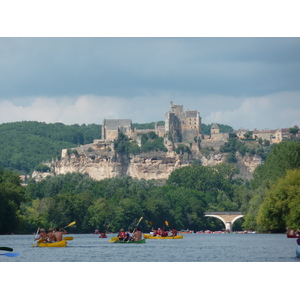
54,148,190,181
50,144,262,182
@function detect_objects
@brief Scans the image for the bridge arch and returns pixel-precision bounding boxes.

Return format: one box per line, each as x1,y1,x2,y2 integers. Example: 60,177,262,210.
204,211,245,231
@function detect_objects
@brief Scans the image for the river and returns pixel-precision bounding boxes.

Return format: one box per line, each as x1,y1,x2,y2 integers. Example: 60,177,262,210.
0,232,299,262
1,232,298,299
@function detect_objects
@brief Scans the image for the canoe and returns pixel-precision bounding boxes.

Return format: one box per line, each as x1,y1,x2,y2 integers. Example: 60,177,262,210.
144,234,183,239
37,240,67,247
113,239,146,244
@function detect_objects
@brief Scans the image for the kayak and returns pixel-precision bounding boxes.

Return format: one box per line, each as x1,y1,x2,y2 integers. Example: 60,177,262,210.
287,235,300,238
113,239,146,244
37,240,67,247
0,247,13,251
144,234,183,239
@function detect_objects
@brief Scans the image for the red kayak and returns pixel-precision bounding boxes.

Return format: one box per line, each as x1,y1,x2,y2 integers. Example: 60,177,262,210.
287,235,300,238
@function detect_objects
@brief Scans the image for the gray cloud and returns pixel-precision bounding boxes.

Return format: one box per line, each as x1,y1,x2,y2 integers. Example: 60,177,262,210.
0,37,299,130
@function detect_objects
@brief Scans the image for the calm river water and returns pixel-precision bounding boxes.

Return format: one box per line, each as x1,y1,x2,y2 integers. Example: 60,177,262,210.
0,232,299,262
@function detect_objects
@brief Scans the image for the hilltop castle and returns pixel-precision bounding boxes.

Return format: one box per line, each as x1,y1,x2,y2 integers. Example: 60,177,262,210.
95,101,229,153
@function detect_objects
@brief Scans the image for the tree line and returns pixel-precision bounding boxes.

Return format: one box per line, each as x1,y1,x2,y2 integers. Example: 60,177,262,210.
1,162,247,234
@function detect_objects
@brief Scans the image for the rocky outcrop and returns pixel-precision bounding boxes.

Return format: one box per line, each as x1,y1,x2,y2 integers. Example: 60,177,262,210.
48,145,262,182
54,148,190,181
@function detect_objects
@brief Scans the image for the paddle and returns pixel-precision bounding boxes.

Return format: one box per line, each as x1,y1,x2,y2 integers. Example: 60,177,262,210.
165,220,173,237
0,253,20,257
64,221,76,228
31,228,40,247
165,220,169,229
108,236,119,242
136,217,143,227
0,247,13,252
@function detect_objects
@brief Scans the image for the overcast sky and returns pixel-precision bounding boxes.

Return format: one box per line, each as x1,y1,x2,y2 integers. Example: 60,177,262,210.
0,37,299,130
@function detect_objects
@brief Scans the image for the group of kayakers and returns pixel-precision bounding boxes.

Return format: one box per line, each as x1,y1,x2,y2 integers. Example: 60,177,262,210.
35,227,68,243
150,227,178,237
117,228,143,241
286,227,300,237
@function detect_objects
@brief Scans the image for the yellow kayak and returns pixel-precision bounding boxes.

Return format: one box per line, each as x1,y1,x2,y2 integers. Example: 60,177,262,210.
144,234,183,239
37,240,67,247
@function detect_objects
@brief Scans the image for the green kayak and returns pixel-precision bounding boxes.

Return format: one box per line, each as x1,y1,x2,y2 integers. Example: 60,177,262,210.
113,239,146,244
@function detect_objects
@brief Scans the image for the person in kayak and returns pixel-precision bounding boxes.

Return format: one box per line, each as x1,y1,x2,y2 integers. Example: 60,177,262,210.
156,228,162,236
118,229,126,241
131,227,142,241
123,229,133,241
152,227,158,236
99,231,107,238
35,228,47,240
161,228,168,237
54,227,68,242
47,228,55,242
171,227,178,237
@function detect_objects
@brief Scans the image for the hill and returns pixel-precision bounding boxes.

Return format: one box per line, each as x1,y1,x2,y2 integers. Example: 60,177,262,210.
0,121,101,174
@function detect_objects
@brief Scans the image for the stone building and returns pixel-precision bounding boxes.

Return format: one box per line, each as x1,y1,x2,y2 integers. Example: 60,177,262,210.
210,123,220,134
234,128,248,139
165,101,202,143
102,119,134,140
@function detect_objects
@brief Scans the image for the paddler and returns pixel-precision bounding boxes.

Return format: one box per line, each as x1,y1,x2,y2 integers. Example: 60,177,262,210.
47,228,55,242
118,229,126,241
35,228,47,240
171,227,178,237
131,227,142,241
54,227,68,242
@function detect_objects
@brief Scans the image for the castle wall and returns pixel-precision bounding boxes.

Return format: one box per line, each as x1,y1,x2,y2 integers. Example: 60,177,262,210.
182,128,198,142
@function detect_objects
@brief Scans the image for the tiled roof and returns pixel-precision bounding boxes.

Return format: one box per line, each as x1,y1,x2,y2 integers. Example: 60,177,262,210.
104,119,132,130
186,111,198,118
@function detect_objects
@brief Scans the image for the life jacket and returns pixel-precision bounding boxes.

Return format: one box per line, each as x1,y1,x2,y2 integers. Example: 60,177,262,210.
119,231,126,238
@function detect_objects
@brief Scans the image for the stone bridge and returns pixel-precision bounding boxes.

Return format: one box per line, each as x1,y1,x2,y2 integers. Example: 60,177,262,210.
204,211,245,231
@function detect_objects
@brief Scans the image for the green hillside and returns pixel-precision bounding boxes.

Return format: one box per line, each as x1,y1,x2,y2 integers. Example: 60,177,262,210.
0,121,101,174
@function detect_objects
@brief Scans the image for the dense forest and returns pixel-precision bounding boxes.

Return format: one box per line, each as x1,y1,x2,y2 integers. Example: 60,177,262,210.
0,121,299,235
0,121,101,174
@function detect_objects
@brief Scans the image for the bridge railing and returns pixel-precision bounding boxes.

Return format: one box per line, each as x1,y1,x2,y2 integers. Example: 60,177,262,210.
204,211,243,215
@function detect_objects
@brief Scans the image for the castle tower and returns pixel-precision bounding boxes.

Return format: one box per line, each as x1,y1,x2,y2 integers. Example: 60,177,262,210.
165,101,202,143
211,123,220,135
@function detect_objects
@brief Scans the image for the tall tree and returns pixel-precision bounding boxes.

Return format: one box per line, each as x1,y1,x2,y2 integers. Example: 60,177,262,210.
251,141,300,190
256,169,300,232
0,168,27,233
